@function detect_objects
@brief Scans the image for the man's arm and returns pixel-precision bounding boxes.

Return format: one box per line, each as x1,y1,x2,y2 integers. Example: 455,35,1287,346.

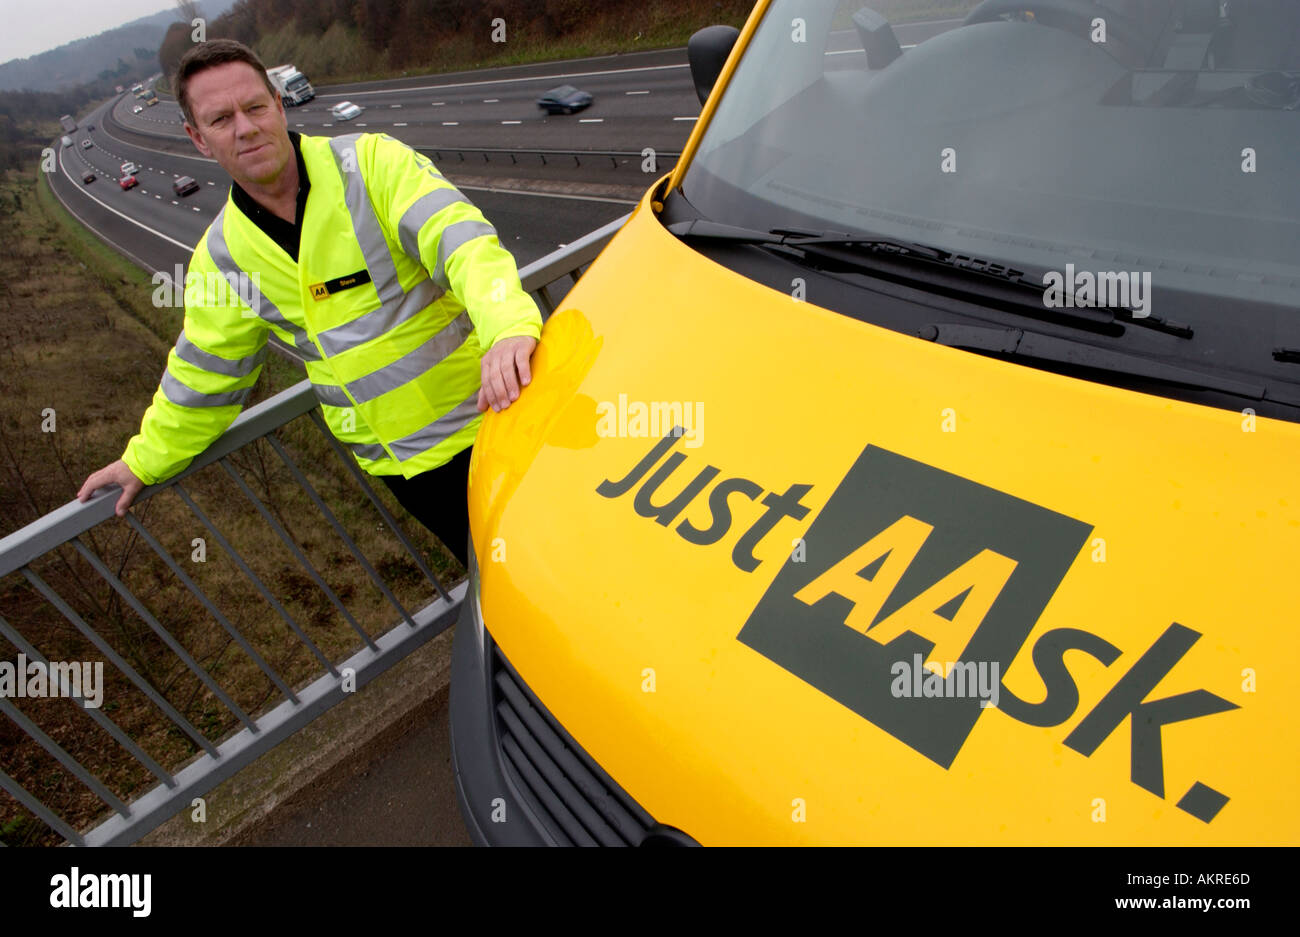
362,133,542,411
79,245,270,514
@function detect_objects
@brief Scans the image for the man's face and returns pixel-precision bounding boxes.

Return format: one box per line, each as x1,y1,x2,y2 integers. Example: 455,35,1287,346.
184,62,291,186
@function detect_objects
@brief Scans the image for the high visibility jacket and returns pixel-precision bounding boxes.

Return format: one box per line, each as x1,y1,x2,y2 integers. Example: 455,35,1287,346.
121,132,542,484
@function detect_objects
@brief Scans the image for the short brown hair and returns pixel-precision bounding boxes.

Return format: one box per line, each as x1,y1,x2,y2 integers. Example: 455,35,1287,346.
175,39,276,127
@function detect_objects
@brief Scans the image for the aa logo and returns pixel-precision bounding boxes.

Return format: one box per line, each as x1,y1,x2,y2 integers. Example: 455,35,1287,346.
310,282,329,301
738,446,1091,767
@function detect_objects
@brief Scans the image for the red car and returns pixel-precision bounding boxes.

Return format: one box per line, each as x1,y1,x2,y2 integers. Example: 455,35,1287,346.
119,174,138,191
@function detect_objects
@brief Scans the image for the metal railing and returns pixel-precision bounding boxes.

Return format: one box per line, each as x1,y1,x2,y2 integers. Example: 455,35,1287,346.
416,146,681,173
0,213,629,846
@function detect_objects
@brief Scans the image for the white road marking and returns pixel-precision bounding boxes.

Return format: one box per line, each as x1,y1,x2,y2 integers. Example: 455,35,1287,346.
673,116,697,121
442,121,459,126
501,120,521,125
579,118,603,123
483,98,499,103
626,90,649,95
394,122,408,126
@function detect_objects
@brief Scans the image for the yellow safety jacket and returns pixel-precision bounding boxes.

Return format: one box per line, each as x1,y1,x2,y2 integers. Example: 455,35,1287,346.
122,131,542,484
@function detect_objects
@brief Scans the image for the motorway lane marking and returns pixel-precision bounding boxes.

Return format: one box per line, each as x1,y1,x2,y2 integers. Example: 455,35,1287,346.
579,118,603,123
484,99,499,103
673,116,697,121
315,62,694,100
287,25,972,112
442,121,459,126
391,104,402,107
626,90,649,95
55,147,196,254
99,115,217,164
501,120,521,125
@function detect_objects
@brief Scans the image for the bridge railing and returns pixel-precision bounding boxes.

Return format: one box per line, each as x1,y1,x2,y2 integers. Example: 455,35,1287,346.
0,213,629,846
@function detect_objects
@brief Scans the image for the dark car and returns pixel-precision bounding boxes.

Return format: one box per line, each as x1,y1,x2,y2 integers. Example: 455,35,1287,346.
81,170,95,184
537,84,593,115
172,176,200,197
81,139,92,149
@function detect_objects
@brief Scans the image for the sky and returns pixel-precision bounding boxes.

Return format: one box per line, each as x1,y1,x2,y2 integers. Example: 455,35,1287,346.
0,0,172,64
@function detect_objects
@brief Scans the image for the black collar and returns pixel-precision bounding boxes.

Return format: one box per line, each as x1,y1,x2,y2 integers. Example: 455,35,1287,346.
230,131,310,262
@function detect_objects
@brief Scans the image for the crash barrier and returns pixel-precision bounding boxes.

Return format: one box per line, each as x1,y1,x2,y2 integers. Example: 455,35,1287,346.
0,213,629,846
416,145,681,173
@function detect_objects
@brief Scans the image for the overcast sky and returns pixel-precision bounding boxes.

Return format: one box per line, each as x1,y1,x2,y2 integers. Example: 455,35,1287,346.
0,0,172,63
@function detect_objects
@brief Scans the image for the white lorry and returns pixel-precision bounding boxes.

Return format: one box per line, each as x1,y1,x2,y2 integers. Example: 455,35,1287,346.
266,65,315,106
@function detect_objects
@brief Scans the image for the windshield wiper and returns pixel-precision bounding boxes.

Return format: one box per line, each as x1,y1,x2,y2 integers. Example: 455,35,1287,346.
667,219,1194,339
921,323,1300,407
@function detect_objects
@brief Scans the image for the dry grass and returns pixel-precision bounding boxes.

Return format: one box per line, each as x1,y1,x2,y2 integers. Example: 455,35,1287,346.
0,167,458,846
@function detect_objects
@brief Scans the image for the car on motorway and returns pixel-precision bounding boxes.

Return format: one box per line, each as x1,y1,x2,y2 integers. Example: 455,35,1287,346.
329,101,363,120
172,175,200,197
118,174,138,191
120,161,138,177
60,135,73,148
452,0,1300,847
536,84,593,115
81,170,95,185
132,105,144,114
81,139,92,150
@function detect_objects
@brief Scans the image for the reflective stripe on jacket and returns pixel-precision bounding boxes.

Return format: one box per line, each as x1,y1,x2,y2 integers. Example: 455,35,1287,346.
122,132,542,484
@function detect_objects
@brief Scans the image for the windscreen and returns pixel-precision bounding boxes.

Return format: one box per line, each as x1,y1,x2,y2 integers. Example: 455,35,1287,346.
683,1,1300,310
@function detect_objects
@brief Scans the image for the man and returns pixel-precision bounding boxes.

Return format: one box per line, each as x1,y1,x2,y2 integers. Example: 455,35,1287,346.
78,40,541,568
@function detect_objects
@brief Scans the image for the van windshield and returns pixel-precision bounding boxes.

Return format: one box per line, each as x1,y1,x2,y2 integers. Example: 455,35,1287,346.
682,0,1300,312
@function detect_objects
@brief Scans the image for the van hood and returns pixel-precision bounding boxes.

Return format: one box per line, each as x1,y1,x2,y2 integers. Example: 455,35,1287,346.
468,193,1300,845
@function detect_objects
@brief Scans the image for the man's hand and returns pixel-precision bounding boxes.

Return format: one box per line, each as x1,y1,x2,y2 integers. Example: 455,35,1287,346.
77,460,146,518
478,335,538,413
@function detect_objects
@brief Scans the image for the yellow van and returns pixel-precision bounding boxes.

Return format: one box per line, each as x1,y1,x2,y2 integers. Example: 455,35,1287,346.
450,0,1300,845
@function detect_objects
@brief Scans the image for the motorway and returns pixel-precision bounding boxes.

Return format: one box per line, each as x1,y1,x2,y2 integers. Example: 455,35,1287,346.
47,18,960,279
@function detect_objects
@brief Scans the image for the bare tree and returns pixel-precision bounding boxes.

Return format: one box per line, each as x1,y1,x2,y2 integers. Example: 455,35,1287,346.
175,0,202,23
